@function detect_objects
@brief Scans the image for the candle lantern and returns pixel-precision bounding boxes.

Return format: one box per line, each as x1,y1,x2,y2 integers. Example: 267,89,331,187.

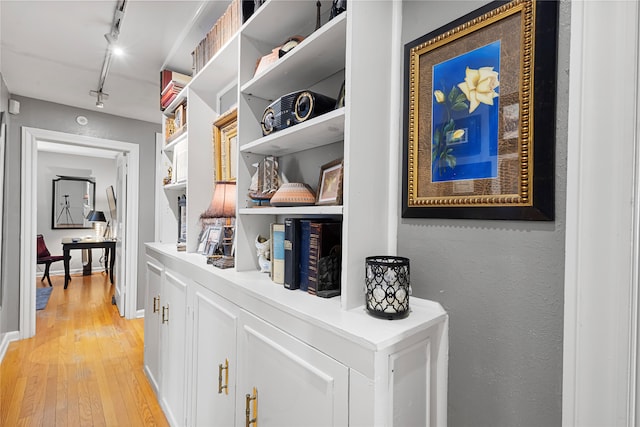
365,256,410,319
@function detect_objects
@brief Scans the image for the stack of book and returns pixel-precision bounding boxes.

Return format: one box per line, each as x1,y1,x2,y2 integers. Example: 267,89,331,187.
160,69,192,111
192,0,241,74
270,219,342,298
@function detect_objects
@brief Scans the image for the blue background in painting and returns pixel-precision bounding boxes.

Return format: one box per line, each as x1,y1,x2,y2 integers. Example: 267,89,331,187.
431,40,501,182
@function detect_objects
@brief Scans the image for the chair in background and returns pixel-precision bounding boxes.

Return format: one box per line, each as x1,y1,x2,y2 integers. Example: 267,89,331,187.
37,234,66,287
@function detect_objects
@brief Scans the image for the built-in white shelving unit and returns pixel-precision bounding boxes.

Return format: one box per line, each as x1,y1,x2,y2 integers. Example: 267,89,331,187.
149,2,448,426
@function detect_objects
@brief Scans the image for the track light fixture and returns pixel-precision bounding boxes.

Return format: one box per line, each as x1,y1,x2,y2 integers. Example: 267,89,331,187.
91,0,127,109
90,90,109,108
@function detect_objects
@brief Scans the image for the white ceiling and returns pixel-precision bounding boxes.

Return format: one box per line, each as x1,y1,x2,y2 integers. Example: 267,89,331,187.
0,0,228,124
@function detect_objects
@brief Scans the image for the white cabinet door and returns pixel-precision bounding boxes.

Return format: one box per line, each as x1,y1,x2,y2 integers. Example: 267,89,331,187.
236,311,349,427
161,270,189,427
191,284,239,427
144,260,162,394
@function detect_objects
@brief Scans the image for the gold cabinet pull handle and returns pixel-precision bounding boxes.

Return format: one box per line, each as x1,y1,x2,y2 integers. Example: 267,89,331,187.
218,359,229,394
245,387,258,427
161,304,169,324
153,296,160,313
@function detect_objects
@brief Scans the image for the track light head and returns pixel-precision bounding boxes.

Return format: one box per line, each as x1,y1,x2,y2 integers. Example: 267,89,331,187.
90,90,109,108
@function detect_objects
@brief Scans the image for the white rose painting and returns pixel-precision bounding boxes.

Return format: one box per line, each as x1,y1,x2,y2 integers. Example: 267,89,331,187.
431,40,501,182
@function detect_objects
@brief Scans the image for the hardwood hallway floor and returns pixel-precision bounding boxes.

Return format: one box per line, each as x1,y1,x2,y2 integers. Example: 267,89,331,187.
0,272,168,426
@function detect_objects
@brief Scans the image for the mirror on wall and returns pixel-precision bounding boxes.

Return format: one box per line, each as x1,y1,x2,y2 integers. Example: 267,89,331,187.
51,176,96,229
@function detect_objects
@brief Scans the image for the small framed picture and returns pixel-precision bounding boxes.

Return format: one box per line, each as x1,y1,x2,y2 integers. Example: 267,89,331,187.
316,158,344,206
206,225,223,255
174,103,186,130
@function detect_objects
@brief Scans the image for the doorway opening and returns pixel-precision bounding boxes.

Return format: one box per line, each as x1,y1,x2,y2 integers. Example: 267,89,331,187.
20,127,140,338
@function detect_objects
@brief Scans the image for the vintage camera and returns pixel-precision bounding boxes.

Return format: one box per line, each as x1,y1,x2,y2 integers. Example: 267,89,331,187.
261,90,336,136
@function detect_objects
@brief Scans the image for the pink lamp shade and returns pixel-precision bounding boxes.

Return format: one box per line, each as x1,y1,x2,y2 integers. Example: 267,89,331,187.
203,181,236,218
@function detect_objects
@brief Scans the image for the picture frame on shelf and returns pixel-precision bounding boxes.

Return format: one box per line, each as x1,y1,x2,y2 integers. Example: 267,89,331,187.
402,0,558,220
173,140,188,183
164,116,176,142
197,220,224,255
316,158,344,206
213,108,238,181
174,103,187,130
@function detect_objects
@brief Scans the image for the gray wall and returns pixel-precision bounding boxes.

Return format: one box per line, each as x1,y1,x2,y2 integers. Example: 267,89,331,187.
1,95,159,332
398,1,568,426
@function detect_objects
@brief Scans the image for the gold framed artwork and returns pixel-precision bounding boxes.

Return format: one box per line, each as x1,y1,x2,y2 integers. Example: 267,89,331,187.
402,0,558,220
316,158,343,206
213,108,238,181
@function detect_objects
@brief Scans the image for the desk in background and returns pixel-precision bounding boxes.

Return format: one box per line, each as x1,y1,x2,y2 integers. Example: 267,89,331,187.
61,237,116,289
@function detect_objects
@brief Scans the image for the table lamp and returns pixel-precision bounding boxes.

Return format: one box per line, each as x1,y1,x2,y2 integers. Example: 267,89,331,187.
86,210,107,239
204,181,236,269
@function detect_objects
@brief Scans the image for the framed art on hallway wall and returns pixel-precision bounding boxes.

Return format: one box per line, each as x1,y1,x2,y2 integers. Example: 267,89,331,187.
402,0,558,220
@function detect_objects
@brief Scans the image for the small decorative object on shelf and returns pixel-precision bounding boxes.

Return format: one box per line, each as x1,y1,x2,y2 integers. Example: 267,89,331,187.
255,235,271,273
278,35,305,58
365,256,410,319
254,46,281,76
270,183,316,207
201,181,236,269
248,156,287,206
163,166,173,186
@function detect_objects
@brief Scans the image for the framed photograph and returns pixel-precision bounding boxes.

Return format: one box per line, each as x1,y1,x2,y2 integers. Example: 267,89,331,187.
316,159,344,206
173,139,188,183
213,108,238,181
402,0,558,220
174,103,186,130
205,225,223,255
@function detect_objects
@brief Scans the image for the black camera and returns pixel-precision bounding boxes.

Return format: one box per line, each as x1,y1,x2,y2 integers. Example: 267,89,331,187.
261,90,336,136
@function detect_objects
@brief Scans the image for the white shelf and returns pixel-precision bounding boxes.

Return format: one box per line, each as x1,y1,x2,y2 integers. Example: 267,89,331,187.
239,205,342,216
240,108,344,156
163,130,188,153
163,181,186,191
241,0,325,47
241,12,346,100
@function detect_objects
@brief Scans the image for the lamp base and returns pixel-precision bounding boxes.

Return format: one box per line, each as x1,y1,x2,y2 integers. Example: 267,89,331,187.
212,255,234,269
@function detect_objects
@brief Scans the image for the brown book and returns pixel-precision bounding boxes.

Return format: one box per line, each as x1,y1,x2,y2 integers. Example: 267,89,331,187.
307,222,341,295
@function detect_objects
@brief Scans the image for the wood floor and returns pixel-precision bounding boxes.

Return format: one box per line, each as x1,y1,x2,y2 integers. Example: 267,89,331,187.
0,272,168,426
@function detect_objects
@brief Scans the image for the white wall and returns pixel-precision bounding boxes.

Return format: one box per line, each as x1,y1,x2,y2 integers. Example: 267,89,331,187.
36,150,117,275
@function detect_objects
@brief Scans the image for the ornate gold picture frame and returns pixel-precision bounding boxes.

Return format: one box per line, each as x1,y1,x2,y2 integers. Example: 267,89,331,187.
402,0,557,220
213,108,238,181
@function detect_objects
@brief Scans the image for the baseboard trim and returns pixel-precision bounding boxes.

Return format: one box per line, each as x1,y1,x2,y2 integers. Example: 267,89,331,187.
136,309,145,319
0,331,20,364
